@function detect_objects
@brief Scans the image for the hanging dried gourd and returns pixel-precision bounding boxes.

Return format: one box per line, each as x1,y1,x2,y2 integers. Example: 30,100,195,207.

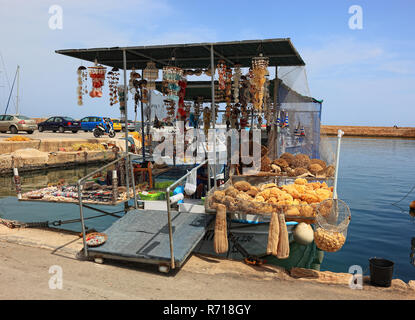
232,64,242,104
251,55,269,112
217,60,227,91
88,62,106,98
108,67,120,106
77,66,87,106
143,61,158,91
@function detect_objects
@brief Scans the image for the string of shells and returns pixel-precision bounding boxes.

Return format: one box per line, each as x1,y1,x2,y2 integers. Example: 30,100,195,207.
77,66,87,106
107,67,120,106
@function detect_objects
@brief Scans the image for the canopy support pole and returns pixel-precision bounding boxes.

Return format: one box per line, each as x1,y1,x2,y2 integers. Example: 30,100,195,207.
141,69,146,161
210,44,216,190
122,49,131,202
269,66,279,159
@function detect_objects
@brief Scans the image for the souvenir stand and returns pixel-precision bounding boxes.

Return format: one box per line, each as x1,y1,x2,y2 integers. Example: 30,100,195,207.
13,39,349,273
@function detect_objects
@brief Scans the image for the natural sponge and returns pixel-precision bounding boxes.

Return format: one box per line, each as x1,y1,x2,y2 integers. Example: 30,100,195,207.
308,163,323,175
291,154,311,169
234,181,252,192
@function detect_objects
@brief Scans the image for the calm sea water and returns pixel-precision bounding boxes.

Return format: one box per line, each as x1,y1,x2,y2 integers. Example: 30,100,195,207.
319,137,415,282
1,137,415,281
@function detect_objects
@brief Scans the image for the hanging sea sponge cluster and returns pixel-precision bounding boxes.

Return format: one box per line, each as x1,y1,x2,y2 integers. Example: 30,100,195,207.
209,178,333,219
255,152,336,179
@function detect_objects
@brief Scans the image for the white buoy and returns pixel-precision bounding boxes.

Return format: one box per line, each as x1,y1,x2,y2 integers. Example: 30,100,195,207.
293,223,314,245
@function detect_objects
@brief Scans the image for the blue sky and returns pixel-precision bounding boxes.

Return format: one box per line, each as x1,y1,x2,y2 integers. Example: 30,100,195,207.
0,0,414,126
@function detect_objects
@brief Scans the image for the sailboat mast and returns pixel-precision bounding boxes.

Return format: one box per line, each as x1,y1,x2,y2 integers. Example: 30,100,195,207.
16,65,19,115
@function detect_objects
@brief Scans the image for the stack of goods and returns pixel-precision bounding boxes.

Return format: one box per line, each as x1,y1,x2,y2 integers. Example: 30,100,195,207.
208,178,333,218
88,64,106,98
258,152,335,179
20,179,143,204
5,136,31,141
71,143,106,151
207,178,335,256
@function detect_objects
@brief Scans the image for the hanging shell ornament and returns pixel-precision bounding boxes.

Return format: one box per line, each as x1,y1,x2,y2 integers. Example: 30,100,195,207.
77,66,87,106
251,55,269,112
217,60,227,91
88,62,106,98
143,61,158,91
108,67,120,106
232,64,242,104
203,106,212,141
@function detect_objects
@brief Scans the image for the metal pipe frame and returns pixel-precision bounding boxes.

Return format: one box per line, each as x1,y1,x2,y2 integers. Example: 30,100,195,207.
165,159,209,269
77,153,139,258
122,49,131,202
210,44,217,191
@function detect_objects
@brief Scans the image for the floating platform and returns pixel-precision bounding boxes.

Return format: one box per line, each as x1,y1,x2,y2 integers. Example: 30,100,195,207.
87,208,213,270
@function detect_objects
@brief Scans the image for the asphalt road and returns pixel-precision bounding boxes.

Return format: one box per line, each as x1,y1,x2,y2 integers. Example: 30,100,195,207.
0,241,413,300
0,130,127,140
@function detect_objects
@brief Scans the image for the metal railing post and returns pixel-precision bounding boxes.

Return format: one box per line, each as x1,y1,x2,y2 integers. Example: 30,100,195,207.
77,182,88,257
164,159,209,269
165,185,175,270
129,153,138,209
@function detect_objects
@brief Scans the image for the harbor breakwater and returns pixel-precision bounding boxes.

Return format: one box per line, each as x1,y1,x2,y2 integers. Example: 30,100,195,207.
0,138,124,174
321,125,415,138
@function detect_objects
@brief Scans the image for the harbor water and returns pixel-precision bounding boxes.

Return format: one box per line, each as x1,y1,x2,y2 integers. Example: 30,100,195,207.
1,137,415,282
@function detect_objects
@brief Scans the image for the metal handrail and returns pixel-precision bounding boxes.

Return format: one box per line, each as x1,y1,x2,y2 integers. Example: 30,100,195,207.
78,153,139,257
165,159,209,269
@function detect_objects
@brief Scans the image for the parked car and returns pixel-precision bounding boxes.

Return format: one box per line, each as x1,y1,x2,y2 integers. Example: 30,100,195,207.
0,114,37,134
38,116,81,133
80,116,113,132
111,119,122,132
120,119,140,132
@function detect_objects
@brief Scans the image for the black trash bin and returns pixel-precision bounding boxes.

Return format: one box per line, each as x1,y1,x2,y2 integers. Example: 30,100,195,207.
369,258,394,287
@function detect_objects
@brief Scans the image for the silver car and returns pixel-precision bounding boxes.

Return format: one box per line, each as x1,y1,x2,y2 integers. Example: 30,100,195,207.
0,114,37,134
